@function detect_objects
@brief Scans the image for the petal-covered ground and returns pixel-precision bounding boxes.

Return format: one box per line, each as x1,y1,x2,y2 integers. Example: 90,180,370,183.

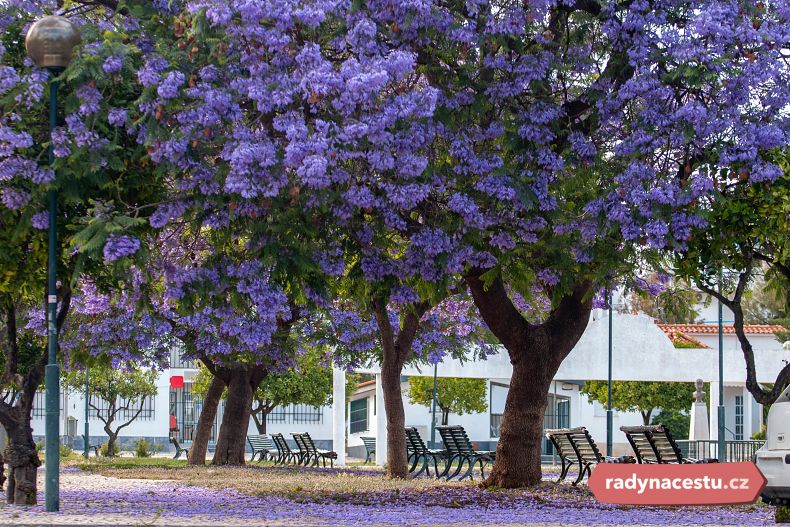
0,465,778,526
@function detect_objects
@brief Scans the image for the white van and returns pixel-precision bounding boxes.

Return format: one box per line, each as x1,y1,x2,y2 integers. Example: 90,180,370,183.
755,384,790,505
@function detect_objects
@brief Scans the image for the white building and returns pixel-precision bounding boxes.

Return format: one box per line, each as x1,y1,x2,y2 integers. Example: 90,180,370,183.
29,310,789,460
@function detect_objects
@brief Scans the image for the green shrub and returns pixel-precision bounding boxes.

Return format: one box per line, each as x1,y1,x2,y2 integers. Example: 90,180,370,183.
35,440,44,453
99,442,110,457
134,438,152,458
651,409,690,440
776,506,790,523
752,426,766,440
59,444,73,458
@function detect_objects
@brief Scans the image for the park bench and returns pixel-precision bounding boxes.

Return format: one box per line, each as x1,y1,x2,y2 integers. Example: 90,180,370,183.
545,427,634,485
271,433,298,464
247,434,276,462
436,425,494,481
405,427,445,478
360,436,376,464
171,437,190,460
295,432,338,468
620,424,718,464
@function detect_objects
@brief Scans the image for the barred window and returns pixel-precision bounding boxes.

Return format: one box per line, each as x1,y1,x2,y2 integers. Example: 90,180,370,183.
265,404,323,424
88,395,156,421
32,390,64,418
169,345,196,369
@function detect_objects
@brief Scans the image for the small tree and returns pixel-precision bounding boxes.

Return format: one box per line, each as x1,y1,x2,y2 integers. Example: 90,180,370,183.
407,376,488,426
65,363,158,456
581,381,693,425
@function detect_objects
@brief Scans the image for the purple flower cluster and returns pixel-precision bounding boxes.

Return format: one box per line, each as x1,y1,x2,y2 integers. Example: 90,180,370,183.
103,234,142,262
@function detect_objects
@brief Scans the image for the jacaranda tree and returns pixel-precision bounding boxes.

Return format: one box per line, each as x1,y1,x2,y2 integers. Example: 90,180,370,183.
0,2,167,503
2,0,787,492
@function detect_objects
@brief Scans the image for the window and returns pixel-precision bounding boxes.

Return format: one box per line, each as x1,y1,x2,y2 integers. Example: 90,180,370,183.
735,395,744,440
88,395,156,421
169,345,196,369
350,398,368,433
32,390,64,418
170,382,223,442
266,404,323,424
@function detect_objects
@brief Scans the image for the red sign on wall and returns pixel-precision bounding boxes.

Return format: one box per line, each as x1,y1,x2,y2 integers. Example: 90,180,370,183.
588,462,766,505
170,375,184,389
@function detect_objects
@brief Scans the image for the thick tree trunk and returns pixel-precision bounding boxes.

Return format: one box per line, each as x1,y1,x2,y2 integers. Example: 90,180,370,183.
212,368,264,465
381,353,408,478
485,358,552,487
0,449,5,491
4,417,40,505
467,273,592,488
188,375,224,465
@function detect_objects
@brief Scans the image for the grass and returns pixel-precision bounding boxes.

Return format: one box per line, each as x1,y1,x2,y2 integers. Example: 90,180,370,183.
70,457,478,500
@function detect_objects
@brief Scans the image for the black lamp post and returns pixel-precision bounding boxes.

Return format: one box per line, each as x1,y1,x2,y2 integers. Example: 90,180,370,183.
25,15,81,513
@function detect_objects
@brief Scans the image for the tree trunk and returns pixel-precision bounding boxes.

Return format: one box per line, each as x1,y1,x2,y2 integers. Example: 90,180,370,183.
0,449,5,491
381,352,408,478
4,416,40,505
467,273,592,488
188,374,225,465
487,356,558,487
105,426,118,457
212,368,264,465
250,403,272,435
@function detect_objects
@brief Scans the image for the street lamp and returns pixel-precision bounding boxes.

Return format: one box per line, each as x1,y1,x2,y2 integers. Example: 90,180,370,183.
25,15,81,513
606,289,614,457
717,281,726,462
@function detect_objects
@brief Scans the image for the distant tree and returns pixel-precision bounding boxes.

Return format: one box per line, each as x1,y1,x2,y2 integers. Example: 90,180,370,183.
407,376,488,426
581,381,694,425
651,409,691,440
626,275,703,324
64,363,158,456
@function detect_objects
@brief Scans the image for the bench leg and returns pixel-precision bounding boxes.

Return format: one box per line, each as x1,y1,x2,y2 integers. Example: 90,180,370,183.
445,455,465,481
410,454,429,479
573,462,591,486
558,459,570,482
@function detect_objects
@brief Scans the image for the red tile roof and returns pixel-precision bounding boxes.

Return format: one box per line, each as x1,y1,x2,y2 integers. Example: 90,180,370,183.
658,323,785,335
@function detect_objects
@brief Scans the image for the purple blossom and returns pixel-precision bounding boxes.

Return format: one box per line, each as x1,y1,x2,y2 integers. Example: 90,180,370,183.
102,55,123,74
103,234,142,262
77,83,102,116
108,108,128,127
30,210,49,230
157,71,185,99
1,187,29,209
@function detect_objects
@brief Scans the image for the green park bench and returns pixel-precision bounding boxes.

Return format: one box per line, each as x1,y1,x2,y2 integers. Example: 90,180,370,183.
405,427,445,478
294,432,337,467
271,433,298,464
170,437,190,460
545,427,634,485
360,436,376,464
436,425,494,481
247,434,276,462
621,424,718,464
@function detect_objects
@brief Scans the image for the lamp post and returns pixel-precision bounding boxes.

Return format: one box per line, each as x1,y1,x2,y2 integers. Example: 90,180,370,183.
83,367,90,458
717,283,726,462
25,15,81,513
430,362,438,448
606,289,614,457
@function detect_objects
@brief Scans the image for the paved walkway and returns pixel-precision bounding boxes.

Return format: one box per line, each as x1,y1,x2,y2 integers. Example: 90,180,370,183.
0,468,779,526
